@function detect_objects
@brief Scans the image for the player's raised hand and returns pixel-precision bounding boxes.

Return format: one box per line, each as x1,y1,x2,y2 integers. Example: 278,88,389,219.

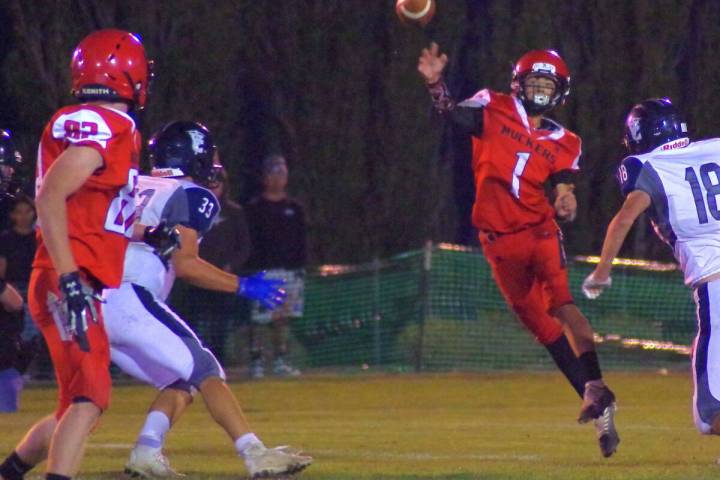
418,42,448,84
58,271,102,352
237,272,287,310
582,272,612,300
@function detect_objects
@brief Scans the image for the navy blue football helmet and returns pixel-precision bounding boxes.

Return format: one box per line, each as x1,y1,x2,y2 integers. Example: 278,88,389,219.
0,130,22,175
148,121,221,186
623,98,689,154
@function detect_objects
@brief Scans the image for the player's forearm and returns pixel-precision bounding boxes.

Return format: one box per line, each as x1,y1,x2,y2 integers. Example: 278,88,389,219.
595,214,635,278
0,280,24,312
173,255,239,293
36,190,77,275
426,80,481,135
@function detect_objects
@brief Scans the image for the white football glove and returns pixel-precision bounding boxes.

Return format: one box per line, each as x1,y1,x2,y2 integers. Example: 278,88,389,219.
582,273,612,300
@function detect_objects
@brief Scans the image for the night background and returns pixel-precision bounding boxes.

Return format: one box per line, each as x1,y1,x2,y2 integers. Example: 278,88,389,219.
0,0,715,265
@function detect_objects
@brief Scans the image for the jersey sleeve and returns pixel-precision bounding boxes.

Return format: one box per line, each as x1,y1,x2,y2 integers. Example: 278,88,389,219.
159,186,190,227
50,107,136,189
181,187,220,236
616,156,644,197
51,108,129,159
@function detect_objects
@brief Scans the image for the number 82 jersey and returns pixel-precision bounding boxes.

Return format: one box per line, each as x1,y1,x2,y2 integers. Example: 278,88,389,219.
122,175,220,299
617,138,720,286
33,104,140,289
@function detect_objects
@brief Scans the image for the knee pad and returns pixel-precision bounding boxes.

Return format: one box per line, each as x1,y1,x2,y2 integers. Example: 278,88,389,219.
188,348,223,387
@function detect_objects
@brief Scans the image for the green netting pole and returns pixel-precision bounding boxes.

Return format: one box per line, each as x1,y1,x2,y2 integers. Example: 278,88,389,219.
416,241,433,372
372,257,382,366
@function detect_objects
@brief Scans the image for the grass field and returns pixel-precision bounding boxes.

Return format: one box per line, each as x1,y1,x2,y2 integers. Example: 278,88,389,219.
2,371,720,479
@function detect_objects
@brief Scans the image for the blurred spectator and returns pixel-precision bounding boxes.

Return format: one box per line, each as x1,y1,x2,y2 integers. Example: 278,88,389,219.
171,155,252,364
0,194,38,339
244,154,307,378
0,279,35,412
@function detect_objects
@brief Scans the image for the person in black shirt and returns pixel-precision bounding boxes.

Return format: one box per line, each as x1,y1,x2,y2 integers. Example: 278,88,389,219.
244,154,307,378
0,194,38,340
0,278,34,412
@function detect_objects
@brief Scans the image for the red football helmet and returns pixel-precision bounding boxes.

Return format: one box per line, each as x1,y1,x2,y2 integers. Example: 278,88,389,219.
511,49,570,115
71,29,152,109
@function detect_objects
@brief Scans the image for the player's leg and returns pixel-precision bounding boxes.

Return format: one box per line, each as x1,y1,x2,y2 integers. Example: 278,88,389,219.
690,280,720,435
118,284,311,476
532,225,619,456
0,415,57,480
481,231,586,397
30,269,112,477
104,284,198,477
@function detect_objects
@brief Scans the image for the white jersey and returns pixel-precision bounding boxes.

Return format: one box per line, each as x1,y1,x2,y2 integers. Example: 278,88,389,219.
123,175,220,299
618,138,720,286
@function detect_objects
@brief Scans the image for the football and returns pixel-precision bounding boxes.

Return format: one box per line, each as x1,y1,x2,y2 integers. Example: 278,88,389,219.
395,0,436,27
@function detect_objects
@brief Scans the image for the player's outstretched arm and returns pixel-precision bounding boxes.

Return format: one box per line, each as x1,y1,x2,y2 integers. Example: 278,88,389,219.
418,43,483,136
583,190,651,299
171,226,285,309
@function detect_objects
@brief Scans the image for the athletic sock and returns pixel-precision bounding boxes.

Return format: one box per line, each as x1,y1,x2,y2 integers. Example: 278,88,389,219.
136,410,171,449
0,451,33,480
46,474,71,480
235,433,264,457
579,351,603,382
544,334,587,398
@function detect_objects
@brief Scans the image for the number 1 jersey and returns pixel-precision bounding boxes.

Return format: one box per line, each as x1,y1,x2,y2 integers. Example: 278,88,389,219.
618,139,720,286
33,104,140,288
459,89,582,233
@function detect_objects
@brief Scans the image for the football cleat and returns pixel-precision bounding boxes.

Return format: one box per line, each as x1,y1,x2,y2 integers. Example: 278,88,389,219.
594,403,620,458
124,446,185,478
578,382,616,423
243,444,312,478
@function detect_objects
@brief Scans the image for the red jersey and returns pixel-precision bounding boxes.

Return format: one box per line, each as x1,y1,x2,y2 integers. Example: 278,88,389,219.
460,89,581,233
33,104,140,288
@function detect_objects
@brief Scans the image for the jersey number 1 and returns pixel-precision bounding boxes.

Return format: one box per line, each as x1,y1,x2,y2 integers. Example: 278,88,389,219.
511,152,531,198
685,163,720,224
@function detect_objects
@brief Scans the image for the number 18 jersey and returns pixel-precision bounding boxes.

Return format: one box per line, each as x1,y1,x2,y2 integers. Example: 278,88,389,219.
33,104,140,288
459,89,582,233
618,138,720,286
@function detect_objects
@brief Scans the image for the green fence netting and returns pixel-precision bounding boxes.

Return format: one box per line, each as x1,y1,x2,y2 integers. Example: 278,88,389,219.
170,243,695,373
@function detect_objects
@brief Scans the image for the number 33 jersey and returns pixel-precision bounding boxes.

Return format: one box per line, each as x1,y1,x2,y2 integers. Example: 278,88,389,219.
33,104,140,288
123,175,220,300
618,139,720,286
459,89,581,233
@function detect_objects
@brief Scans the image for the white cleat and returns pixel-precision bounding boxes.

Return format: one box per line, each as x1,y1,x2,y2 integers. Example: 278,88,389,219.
244,444,313,478
594,402,620,458
124,446,185,478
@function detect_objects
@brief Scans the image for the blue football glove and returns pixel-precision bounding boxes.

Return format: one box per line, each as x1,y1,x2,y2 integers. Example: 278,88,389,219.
59,272,102,352
237,272,286,310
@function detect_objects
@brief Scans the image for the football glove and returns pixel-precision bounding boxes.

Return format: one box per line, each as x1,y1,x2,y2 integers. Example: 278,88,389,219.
144,221,182,260
59,272,102,352
237,272,287,310
582,273,612,300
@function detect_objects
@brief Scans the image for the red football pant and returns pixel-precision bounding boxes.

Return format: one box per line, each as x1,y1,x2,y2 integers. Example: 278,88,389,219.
479,219,574,345
28,268,111,418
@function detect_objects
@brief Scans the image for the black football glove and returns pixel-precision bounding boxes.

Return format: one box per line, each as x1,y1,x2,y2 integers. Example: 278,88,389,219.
143,221,182,260
59,272,102,352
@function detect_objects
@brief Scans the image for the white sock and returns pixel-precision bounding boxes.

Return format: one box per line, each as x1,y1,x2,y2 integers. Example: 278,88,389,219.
235,433,264,457
136,411,171,450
